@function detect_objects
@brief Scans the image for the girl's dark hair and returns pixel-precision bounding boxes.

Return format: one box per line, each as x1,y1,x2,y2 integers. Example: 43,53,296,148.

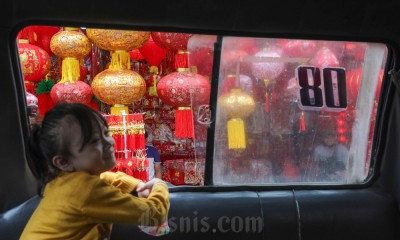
27,103,108,195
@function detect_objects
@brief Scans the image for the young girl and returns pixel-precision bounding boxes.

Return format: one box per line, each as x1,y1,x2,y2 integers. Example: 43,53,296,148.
20,103,169,240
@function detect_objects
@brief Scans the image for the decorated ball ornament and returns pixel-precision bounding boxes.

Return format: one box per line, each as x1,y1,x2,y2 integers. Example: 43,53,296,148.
50,28,91,59
156,70,211,107
218,88,256,149
91,69,146,105
26,92,38,106
251,47,286,82
86,29,150,51
18,40,51,82
50,81,93,104
151,32,192,52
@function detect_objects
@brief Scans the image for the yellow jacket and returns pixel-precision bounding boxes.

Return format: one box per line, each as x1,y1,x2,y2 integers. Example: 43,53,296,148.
20,171,169,240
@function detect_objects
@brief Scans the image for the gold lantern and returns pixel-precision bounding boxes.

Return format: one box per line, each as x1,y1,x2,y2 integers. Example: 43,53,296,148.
218,88,256,149
87,28,149,114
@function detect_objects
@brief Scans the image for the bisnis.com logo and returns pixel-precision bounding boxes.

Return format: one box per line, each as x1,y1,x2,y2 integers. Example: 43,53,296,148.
139,209,263,233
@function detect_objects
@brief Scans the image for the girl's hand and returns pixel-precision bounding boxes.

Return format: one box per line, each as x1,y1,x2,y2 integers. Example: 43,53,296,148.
136,178,165,197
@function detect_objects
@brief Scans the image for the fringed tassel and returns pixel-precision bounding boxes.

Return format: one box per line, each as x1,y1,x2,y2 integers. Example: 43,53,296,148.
299,111,306,132
227,118,246,149
60,57,80,83
149,66,159,97
175,107,194,138
265,93,269,112
110,104,129,115
109,50,130,70
174,51,189,69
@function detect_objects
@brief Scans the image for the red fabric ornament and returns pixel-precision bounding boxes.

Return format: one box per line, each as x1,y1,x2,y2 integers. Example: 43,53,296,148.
129,49,144,62
309,47,340,69
37,94,55,116
139,36,168,66
282,40,318,58
24,81,36,95
151,32,192,53
18,41,51,82
50,81,92,104
299,112,306,132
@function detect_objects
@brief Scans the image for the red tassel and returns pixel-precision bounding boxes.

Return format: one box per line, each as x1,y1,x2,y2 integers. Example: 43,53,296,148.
174,51,189,69
175,108,194,138
265,93,269,112
299,112,306,132
37,93,55,116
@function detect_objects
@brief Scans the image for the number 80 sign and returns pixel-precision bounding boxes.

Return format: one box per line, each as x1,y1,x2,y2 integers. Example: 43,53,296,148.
296,66,347,112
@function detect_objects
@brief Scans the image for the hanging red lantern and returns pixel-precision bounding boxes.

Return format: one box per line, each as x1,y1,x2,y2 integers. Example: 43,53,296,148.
18,40,51,82
188,35,216,78
29,26,60,55
344,42,367,62
251,47,286,81
157,68,211,139
36,76,55,116
139,35,168,97
50,27,92,104
151,32,192,53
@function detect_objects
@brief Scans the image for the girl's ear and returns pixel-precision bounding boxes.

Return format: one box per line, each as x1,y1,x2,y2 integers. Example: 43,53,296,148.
52,155,74,172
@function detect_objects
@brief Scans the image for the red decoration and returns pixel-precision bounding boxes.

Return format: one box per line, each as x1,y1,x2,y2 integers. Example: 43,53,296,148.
157,71,211,138
129,49,144,62
151,32,192,52
299,112,306,132
50,81,93,104
139,36,168,66
29,26,60,55
188,35,216,78
37,94,55,116
18,41,51,82
220,74,255,95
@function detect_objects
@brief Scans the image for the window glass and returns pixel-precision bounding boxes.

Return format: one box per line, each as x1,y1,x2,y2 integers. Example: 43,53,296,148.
213,37,387,185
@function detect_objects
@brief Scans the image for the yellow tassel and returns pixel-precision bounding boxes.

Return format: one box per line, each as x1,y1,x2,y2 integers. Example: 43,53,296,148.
227,118,246,149
110,104,129,115
109,50,130,70
149,74,158,97
149,66,158,74
60,57,80,83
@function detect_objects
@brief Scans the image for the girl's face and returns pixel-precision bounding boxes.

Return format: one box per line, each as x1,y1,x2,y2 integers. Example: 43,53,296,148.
68,119,116,176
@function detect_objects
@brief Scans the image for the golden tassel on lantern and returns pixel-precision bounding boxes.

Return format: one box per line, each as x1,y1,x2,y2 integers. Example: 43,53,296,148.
149,66,158,97
60,57,80,83
227,118,246,149
109,50,131,70
111,104,129,115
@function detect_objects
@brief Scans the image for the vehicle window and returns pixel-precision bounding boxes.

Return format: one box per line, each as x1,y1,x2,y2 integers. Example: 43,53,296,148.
214,37,387,185
17,26,387,186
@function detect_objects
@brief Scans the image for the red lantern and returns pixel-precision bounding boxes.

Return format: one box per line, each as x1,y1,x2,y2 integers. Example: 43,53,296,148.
251,47,286,81
18,40,51,82
50,81,93,104
157,70,211,138
151,32,192,53
344,42,367,62
139,35,168,66
188,35,216,78
29,26,60,55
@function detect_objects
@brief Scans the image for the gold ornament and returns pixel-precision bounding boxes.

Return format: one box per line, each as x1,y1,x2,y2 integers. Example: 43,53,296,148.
86,28,150,51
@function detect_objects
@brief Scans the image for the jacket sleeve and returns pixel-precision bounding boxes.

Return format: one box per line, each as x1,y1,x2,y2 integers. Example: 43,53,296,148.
81,178,169,226
99,171,142,194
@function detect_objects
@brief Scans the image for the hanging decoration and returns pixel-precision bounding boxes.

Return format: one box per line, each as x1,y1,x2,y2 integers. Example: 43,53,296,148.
157,51,211,139
105,113,149,181
87,28,149,114
35,74,55,116
139,36,168,97
17,28,52,95
50,27,92,104
218,88,255,149
29,26,60,55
